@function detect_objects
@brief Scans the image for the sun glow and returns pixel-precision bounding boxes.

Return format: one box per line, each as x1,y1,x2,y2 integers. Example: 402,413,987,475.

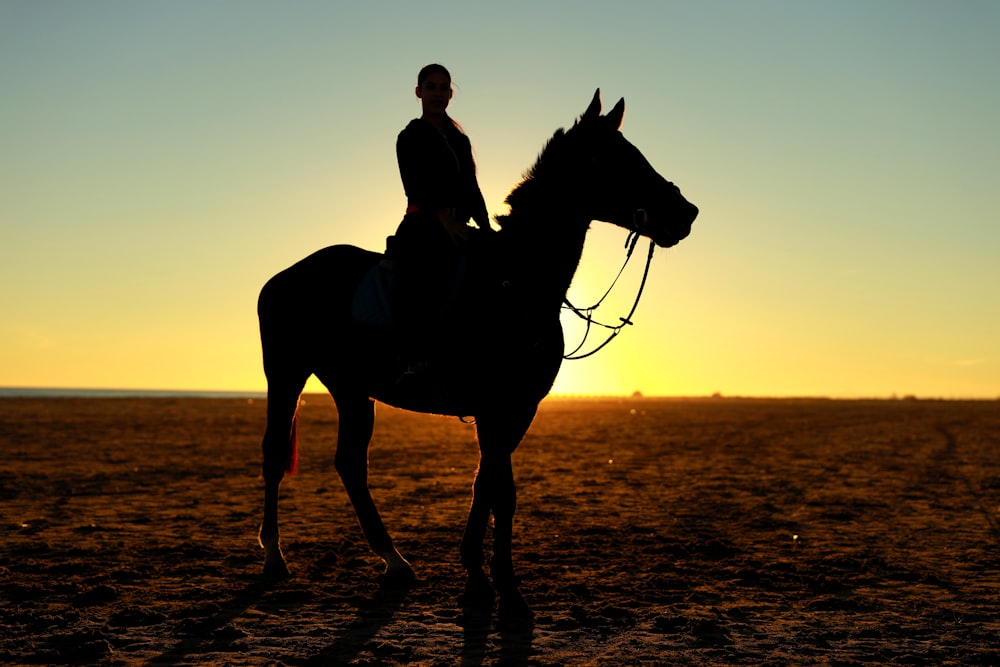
2,4,997,399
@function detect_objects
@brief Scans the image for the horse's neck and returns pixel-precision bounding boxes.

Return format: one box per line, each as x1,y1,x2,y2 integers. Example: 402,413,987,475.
499,205,590,317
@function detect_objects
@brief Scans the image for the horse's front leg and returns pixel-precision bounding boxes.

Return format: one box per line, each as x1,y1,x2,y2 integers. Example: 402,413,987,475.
487,453,533,626
332,394,415,585
460,465,496,608
463,408,537,625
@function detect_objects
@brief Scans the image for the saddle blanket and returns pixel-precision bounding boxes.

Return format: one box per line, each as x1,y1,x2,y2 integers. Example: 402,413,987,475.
350,255,470,327
351,262,396,327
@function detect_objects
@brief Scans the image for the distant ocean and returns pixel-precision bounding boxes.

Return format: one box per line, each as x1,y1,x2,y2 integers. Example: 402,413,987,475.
0,388,266,399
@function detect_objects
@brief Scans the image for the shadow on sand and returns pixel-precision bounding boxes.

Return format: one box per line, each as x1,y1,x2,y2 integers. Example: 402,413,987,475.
308,581,535,666
146,570,533,665
459,606,534,667
146,579,273,666
306,579,411,666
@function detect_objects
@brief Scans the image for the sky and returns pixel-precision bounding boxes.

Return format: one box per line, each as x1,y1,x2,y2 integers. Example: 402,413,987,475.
2,1,998,398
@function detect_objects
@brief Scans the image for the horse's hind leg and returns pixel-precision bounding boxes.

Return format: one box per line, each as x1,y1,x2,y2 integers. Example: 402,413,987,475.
332,393,415,585
259,376,306,578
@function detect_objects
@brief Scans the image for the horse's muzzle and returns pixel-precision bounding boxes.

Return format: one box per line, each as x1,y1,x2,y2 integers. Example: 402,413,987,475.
649,200,697,248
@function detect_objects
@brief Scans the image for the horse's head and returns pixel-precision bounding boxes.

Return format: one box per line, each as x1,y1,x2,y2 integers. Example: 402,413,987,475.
569,90,698,248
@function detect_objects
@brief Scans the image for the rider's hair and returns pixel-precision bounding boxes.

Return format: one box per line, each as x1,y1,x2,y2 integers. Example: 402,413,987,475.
417,63,451,87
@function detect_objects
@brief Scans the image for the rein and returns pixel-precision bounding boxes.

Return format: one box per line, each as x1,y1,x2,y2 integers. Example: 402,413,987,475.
562,228,656,360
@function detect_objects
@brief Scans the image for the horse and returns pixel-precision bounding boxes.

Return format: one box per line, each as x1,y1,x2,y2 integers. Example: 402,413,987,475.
257,90,698,625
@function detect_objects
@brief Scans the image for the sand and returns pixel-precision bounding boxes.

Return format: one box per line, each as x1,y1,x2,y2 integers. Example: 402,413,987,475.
1,395,999,665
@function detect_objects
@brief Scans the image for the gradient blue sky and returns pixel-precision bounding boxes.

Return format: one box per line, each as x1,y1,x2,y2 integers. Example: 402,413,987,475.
2,1,998,397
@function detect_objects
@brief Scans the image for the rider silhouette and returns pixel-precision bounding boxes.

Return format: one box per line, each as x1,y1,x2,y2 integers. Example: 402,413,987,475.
389,64,491,374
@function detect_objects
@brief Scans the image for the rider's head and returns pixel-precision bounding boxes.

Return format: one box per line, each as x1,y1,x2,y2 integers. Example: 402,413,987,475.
415,64,453,120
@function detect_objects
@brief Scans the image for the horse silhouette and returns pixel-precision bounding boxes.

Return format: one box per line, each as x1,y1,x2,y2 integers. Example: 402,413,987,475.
257,90,698,625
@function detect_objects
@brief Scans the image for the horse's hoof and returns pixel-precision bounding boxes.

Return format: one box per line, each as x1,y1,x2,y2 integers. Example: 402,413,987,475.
498,590,534,632
459,570,496,611
262,559,290,580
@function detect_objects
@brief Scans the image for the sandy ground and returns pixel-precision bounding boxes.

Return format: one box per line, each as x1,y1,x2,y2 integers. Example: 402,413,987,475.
1,395,999,666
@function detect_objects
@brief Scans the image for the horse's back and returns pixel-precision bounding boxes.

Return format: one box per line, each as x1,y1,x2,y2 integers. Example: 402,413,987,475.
260,245,379,309
258,244,381,356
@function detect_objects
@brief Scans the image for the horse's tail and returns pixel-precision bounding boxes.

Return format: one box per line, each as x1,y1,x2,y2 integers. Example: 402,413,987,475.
286,408,300,475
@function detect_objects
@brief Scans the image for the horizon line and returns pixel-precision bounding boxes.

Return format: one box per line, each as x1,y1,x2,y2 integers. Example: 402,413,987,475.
0,386,997,402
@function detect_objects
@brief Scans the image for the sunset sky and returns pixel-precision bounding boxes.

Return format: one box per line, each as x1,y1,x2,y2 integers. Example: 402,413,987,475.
2,1,998,398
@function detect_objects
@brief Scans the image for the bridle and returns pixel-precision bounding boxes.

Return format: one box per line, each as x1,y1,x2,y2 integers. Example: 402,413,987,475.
562,210,657,360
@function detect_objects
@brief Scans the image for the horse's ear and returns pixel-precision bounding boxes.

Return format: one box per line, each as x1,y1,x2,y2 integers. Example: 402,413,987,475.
583,89,602,120
606,97,625,130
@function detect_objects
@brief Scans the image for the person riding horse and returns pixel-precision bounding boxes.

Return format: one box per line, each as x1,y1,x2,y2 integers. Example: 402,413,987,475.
389,64,492,374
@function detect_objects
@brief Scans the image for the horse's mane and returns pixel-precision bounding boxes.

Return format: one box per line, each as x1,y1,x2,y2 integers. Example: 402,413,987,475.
516,128,569,186
495,117,585,230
